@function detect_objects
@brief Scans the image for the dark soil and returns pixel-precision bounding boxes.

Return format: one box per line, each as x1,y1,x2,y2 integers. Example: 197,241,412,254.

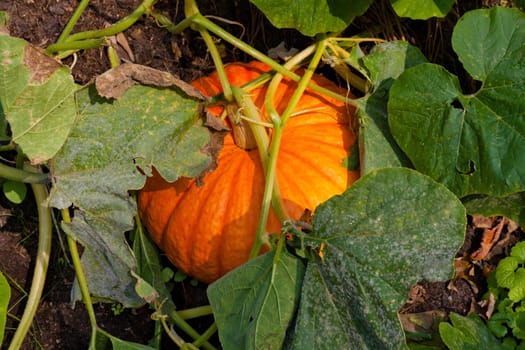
0,0,521,349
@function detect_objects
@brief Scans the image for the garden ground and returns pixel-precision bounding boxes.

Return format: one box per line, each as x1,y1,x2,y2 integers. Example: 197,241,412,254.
0,0,522,348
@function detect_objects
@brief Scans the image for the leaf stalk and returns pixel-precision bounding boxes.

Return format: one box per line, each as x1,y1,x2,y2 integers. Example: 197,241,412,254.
7,179,51,350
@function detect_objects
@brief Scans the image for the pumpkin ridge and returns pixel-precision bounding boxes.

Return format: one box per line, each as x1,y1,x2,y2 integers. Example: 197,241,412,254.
219,147,265,275
208,148,250,278
138,61,359,283
160,187,193,274
280,159,347,191
190,150,242,279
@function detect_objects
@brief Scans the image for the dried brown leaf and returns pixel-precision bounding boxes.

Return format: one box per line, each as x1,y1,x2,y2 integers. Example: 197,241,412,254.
471,217,506,261
472,214,496,229
95,62,207,100
196,109,230,186
399,310,447,334
22,44,62,84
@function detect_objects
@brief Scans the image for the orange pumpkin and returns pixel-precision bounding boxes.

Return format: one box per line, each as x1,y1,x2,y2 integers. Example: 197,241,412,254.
138,61,359,283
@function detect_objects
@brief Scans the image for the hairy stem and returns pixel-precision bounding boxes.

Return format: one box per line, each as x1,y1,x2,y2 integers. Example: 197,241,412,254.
7,180,51,350
164,7,354,105
56,0,91,43
169,310,217,350
0,162,49,184
177,305,214,320
249,38,327,259
61,209,99,345
232,86,282,256
325,41,367,93
191,15,354,105
242,45,322,259
192,322,218,348
46,0,157,55
186,0,233,101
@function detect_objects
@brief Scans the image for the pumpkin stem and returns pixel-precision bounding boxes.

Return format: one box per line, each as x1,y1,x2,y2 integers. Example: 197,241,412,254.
226,104,258,150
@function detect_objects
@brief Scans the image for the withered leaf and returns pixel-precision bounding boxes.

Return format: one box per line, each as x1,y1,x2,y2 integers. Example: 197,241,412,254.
95,62,207,100
23,44,62,85
196,109,230,186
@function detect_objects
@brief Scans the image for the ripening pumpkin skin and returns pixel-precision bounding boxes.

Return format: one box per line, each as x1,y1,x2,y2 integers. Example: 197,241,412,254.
138,61,359,283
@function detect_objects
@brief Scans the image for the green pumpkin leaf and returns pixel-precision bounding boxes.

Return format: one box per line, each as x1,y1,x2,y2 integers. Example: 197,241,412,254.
508,268,525,302
288,168,466,349
0,35,77,163
487,313,509,338
0,271,9,346
91,328,157,350
207,249,305,350
496,256,520,289
462,192,525,228
357,41,427,174
132,224,176,315
439,312,504,350
391,0,454,19
65,214,142,307
249,0,373,36
388,8,525,197
2,180,26,204
512,312,525,340
511,241,525,262
49,74,211,305
132,272,159,305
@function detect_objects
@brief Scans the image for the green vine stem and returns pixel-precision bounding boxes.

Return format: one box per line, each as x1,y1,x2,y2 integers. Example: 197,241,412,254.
107,45,121,68
190,20,356,106
46,0,157,55
249,37,327,259
231,87,283,253
150,318,163,348
167,2,356,106
56,0,91,43
192,322,218,348
0,142,16,152
7,179,51,350
49,39,106,58
185,0,233,101
169,310,217,350
61,209,99,348
0,162,49,184
325,40,368,93
177,305,213,320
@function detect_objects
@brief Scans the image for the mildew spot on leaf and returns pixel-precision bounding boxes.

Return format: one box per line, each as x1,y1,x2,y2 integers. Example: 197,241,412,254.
289,168,466,349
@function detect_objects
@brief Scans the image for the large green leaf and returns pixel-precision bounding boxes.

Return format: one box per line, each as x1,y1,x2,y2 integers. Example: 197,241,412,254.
0,271,9,346
49,81,211,305
0,35,77,163
391,0,454,19
388,8,525,197
91,328,157,350
208,249,305,350
132,223,176,315
439,313,504,350
462,192,525,227
287,168,466,349
357,41,427,174
249,0,373,36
